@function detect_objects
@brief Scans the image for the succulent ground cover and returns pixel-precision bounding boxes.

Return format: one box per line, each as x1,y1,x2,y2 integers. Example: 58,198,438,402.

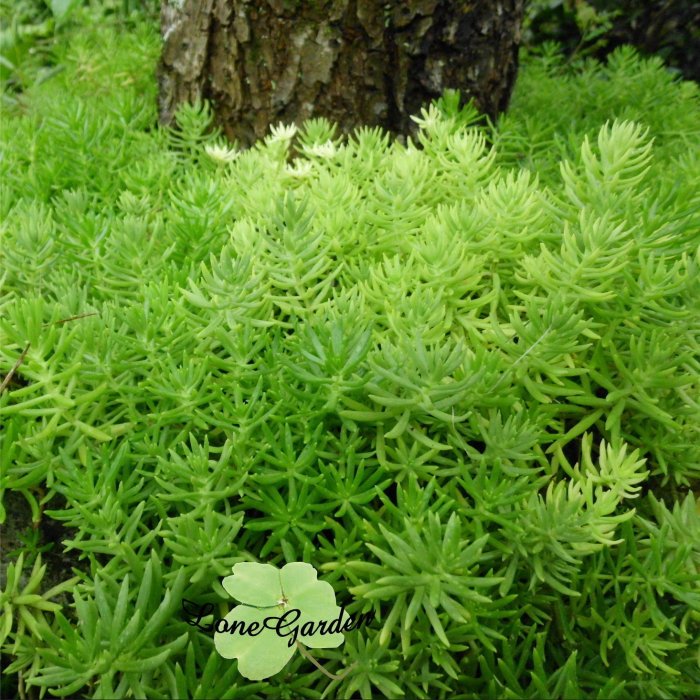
1,11,699,700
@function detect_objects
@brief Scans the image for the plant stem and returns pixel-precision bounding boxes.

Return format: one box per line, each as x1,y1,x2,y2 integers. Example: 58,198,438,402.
0,343,30,395
295,642,356,681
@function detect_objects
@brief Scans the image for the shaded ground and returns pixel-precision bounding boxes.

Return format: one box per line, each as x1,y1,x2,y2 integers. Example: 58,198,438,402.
1,490,89,695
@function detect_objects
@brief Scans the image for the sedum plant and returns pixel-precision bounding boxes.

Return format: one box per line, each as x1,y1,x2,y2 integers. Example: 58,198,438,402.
0,14,699,700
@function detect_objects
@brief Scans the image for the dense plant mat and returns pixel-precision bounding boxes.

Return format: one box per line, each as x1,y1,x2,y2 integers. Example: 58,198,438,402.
1,20,699,700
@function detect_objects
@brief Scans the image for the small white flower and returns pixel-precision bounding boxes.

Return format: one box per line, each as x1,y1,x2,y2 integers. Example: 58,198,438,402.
304,140,337,158
410,104,442,131
267,122,298,143
285,160,314,178
205,143,239,163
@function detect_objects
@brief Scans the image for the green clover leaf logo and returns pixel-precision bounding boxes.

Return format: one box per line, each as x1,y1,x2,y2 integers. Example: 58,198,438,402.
214,562,350,680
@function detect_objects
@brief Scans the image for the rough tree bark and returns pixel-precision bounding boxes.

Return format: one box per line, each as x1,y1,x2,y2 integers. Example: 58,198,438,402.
158,1,524,147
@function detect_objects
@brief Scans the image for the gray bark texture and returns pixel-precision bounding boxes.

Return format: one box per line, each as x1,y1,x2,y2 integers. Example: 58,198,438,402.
158,1,524,147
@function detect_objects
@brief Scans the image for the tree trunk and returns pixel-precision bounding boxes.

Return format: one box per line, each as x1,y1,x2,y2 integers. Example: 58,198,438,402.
158,1,524,147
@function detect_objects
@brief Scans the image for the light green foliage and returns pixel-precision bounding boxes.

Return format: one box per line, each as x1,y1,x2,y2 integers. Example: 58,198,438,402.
0,553,77,647
0,1,158,100
1,14,699,700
